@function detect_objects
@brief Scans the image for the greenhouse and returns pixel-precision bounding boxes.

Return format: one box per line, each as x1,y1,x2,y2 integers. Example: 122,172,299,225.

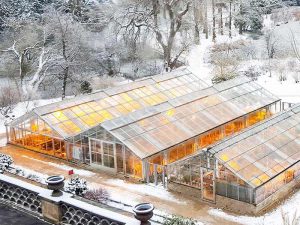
6,67,281,181
168,104,300,212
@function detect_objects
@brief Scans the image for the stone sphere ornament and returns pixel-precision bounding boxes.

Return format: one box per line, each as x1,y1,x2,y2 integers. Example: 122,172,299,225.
46,175,65,197
133,203,154,225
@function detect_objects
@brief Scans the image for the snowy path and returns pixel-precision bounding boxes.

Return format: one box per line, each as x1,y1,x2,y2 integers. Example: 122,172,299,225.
0,145,236,225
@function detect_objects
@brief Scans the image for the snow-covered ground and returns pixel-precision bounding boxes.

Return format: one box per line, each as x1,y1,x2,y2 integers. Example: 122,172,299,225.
104,178,186,204
186,14,300,105
21,155,96,177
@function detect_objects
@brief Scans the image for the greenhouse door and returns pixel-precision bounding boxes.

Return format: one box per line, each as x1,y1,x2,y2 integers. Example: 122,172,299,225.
89,138,116,172
200,168,215,203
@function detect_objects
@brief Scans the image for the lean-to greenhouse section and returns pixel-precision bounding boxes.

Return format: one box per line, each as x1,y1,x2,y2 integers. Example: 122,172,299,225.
168,104,300,210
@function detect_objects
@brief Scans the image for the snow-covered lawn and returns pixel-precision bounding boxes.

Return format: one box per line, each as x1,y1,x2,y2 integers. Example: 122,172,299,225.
209,189,300,225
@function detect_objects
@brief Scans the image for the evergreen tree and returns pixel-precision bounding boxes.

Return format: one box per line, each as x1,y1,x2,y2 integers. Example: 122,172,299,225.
80,81,93,94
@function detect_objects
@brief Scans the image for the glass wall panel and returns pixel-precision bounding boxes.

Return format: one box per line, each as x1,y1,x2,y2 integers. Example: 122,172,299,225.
9,126,66,159
125,148,143,178
255,162,300,204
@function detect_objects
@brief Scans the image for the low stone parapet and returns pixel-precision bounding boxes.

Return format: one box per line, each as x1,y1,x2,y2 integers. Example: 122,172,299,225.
0,174,140,225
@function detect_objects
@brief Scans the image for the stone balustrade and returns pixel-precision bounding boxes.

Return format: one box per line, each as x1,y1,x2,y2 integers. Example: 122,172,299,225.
0,174,140,225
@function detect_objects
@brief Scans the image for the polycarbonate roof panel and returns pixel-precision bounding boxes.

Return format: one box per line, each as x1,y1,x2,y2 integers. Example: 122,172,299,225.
8,67,279,159
109,78,280,158
213,104,300,188
32,67,209,138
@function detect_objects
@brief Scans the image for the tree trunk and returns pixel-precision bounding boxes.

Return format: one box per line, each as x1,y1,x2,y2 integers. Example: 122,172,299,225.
194,24,200,45
212,0,216,42
193,2,200,45
204,0,208,39
239,4,243,35
229,0,232,38
239,24,243,35
19,53,26,85
62,66,69,99
220,7,223,35
61,31,69,99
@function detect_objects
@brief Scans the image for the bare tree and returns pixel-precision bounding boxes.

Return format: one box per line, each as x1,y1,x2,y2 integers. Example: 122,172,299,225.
0,84,20,116
291,29,300,63
1,22,53,99
116,0,191,70
212,0,216,42
229,0,233,38
44,9,88,99
203,0,209,39
265,29,278,77
152,0,191,69
211,42,241,83
193,0,203,45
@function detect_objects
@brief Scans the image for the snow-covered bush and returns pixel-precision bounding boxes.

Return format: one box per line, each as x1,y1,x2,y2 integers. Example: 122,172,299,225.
14,167,45,183
65,177,88,196
15,168,25,176
0,86,20,117
26,174,43,183
84,188,109,203
163,215,196,225
0,154,13,172
243,66,262,81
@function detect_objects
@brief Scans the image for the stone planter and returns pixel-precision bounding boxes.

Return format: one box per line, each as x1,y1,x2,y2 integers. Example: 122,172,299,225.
133,203,154,225
46,176,65,197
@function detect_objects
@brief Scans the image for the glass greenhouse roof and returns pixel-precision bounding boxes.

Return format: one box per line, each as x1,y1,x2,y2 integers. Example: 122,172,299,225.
9,67,208,138
8,67,280,160
211,104,300,188
107,80,279,159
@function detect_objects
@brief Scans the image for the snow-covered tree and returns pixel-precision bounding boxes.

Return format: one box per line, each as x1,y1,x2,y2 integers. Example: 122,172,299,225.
0,21,54,99
116,0,191,70
44,8,90,99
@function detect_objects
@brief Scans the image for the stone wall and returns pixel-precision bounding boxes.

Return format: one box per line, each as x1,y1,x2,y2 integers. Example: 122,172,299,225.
0,174,139,225
168,178,300,216
168,181,202,200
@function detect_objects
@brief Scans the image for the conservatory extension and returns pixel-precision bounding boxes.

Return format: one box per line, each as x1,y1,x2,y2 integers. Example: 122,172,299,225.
168,104,300,214
6,67,281,181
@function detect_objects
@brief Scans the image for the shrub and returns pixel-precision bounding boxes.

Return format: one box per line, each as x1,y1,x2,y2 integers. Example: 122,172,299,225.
65,177,88,196
243,66,262,81
0,86,19,117
80,81,93,94
163,215,197,225
84,188,110,203
0,154,13,172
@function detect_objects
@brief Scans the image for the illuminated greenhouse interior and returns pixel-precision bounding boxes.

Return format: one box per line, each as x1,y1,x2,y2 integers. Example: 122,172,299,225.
6,67,281,180
168,104,300,204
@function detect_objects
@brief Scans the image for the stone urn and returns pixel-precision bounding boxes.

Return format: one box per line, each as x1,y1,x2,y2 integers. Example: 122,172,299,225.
133,203,154,225
46,175,65,197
